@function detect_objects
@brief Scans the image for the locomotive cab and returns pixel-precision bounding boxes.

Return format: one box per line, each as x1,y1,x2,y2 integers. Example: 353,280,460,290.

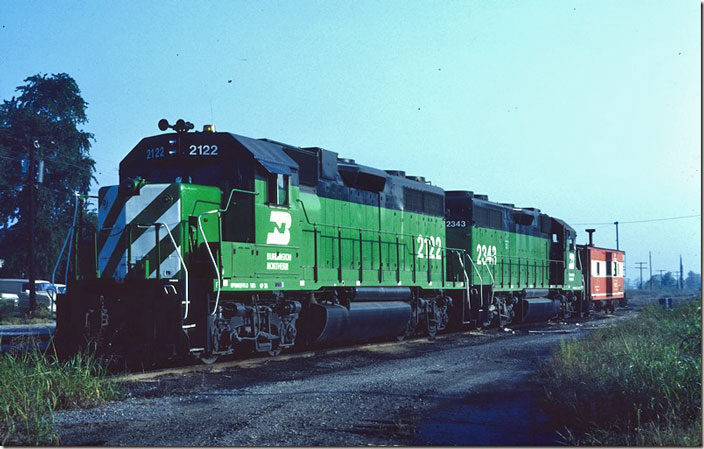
56,127,308,361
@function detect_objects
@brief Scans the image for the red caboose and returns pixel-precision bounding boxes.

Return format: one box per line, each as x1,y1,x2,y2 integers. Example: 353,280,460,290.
578,229,626,313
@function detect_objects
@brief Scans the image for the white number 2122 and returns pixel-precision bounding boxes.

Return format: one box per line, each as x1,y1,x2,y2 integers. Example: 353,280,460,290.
416,235,442,260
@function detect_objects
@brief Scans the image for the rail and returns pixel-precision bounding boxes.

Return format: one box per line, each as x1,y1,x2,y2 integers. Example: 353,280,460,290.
197,188,258,316
49,193,80,319
453,251,472,324
137,223,190,320
297,198,451,284
483,259,496,308
296,198,443,241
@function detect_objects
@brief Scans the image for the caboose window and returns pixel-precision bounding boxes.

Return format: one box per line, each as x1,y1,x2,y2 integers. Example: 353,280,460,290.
268,173,289,206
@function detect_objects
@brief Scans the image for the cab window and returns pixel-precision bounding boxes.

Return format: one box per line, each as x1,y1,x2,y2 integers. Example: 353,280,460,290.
268,174,289,206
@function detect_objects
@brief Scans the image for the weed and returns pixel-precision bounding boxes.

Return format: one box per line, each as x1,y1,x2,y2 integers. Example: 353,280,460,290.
542,299,702,446
0,342,122,445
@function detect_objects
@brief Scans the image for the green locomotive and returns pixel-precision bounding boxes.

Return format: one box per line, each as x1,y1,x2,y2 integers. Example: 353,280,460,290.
56,119,585,363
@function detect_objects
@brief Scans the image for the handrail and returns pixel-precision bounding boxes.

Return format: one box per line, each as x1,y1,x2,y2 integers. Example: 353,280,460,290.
137,223,190,320
198,188,258,316
296,198,443,241
483,260,496,307
157,223,189,320
454,250,472,324
197,211,221,315
463,252,483,305
49,192,80,319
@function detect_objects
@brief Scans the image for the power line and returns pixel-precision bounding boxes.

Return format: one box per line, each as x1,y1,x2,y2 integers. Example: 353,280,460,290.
573,214,700,226
0,148,94,173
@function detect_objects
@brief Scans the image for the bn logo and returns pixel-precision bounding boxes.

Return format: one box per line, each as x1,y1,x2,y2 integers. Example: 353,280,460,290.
266,211,291,245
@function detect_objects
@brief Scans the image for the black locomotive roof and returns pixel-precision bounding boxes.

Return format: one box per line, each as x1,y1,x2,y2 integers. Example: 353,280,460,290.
445,190,578,239
120,131,298,181
121,129,444,216
229,133,298,174
550,217,576,238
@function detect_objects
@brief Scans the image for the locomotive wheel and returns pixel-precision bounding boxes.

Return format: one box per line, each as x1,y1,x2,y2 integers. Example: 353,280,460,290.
267,325,282,356
427,320,438,339
426,312,438,339
580,297,592,319
425,301,439,339
396,319,415,341
200,353,219,365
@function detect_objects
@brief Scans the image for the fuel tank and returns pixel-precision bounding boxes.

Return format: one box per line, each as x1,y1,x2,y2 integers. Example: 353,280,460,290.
520,297,560,323
306,301,412,345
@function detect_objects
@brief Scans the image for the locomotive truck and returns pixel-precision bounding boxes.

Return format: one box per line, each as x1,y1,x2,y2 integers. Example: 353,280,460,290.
55,119,595,364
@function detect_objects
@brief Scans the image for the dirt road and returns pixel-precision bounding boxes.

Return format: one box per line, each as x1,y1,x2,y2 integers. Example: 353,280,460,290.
54,310,635,446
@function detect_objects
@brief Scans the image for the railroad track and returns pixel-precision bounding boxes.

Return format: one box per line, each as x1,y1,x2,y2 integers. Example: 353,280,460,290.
0,322,55,353
0,304,639,381
114,309,633,382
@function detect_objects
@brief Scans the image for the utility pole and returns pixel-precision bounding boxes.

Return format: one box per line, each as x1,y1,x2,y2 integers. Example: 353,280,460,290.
679,255,684,289
649,251,653,290
614,221,619,250
27,140,38,314
635,261,647,289
656,269,667,289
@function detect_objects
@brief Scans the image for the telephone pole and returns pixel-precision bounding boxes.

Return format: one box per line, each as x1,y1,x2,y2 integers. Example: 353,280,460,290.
656,269,667,288
27,140,38,314
614,221,619,250
649,251,653,290
635,261,647,289
679,255,683,289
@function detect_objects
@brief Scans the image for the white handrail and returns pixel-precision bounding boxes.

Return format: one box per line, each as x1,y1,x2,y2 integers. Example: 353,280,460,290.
455,252,472,324
483,261,496,308
465,252,483,301
196,188,258,316
50,192,80,320
155,222,190,320
137,222,190,320
197,210,221,316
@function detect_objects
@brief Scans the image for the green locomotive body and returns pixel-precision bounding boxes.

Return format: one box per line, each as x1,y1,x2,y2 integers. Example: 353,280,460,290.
445,191,584,327
56,121,587,363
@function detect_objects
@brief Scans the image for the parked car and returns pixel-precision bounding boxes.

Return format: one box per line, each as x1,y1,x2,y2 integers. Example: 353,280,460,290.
0,292,19,318
0,279,65,313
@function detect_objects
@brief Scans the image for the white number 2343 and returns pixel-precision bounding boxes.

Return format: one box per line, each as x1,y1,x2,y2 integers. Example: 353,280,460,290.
476,244,497,265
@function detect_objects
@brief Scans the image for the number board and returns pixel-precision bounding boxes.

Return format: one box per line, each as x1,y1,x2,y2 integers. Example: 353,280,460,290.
144,144,220,160
188,144,219,157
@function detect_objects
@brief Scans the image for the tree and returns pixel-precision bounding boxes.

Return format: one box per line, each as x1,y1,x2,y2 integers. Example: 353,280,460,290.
642,275,658,290
0,73,95,287
685,271,701,291
661,272,676,289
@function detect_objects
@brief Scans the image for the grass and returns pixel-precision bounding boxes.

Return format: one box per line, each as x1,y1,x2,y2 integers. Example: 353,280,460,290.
541,299,702,446
0,343,122,445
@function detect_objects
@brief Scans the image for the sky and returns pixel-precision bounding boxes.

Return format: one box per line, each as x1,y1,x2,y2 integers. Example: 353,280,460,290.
1,0,701,283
